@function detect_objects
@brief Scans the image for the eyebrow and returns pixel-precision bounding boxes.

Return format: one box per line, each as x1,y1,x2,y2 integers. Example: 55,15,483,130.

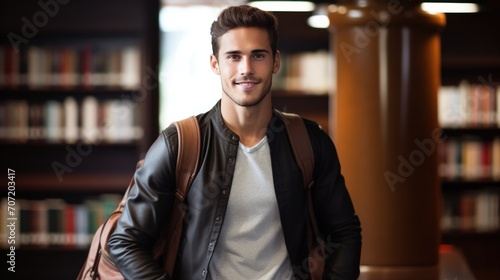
224,49,270,55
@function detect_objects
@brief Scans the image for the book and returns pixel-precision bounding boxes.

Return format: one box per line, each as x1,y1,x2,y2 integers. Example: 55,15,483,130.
461,139,482,180
497,86,500,127
6,44,142,89
4,46,19,88
60,48,79,88
492,138,500,180
0,197,20,249
46,199,66,246
103,100,136,143
459,192,475,231
75,204,90,248
81,95,100,144
19,200,32,246
30,200,48,247
442,190,500,233
441,137,500,180
438,81,499,128
64,204,77,248
63,96,79,143
0,196,125,248
28,103,44,141
44,100,63,143
121,47,141,89
0,46,5,87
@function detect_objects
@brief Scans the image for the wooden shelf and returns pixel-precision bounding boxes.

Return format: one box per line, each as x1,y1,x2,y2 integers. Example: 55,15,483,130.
441,180,500,191
441,127,500,138
442,230,500,239
1,141,139,147
12,173,132,192
0,247,88,280
0,87,140,97
0,0,146,36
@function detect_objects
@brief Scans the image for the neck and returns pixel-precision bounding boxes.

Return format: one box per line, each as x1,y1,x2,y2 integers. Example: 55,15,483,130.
221,97,272,147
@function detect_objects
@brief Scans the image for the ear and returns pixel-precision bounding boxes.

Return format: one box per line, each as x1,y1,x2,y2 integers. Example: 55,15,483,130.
210,54,220,75
273,51,280,74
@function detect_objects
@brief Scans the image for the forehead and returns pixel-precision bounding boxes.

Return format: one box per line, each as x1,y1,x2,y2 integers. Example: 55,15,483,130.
218,27,272,53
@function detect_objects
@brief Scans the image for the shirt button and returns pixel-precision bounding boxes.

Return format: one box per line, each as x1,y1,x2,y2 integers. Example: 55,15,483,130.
231,135,239,141
215,216,222,222
222,189,227,195
202,269,207,278
228,157,234,163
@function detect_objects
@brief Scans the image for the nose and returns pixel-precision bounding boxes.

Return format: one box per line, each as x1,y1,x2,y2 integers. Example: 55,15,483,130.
239,57,254,76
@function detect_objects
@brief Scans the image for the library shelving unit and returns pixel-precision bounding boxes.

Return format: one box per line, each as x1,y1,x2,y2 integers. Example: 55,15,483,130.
438,84,500,232
0,0,159,279
438,6,500,280
438,85,500,280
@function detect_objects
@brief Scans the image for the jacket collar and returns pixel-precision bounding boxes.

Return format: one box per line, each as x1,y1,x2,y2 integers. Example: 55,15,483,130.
207,100,287,145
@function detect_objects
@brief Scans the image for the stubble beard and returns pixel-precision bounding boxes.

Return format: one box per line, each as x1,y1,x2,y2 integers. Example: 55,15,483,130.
223,82,272,108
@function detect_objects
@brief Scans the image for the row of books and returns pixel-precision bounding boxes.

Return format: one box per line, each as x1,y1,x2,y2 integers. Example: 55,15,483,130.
0,195,121,248
0,45,141,89
0,96,144,143
272,51,333,95
439,137,500,181
438,81,500,128
442,190,499,233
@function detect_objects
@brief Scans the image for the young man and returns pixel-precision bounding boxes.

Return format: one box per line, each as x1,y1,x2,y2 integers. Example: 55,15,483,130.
108,5,361,280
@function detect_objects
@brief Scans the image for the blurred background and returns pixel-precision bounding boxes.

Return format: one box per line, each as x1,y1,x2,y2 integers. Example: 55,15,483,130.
0,0,499,279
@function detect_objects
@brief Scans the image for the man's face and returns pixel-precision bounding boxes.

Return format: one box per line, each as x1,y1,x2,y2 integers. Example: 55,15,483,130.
210,27,280,107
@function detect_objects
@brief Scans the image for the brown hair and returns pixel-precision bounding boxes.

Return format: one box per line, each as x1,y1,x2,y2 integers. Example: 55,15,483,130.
210,5,279,58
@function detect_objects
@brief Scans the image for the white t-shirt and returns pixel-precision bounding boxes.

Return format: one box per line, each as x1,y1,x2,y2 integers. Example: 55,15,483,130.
208,136,293,279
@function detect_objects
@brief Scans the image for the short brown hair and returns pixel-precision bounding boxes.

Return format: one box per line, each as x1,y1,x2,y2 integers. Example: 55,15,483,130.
210,5,279,58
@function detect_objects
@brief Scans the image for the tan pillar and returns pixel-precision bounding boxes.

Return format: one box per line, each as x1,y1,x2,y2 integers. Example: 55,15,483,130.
329,1,446,279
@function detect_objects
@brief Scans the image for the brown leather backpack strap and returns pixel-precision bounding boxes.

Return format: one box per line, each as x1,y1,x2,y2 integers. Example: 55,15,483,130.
275,110,324,279
275,110,314,189
163,115,200,276
174,116,200,202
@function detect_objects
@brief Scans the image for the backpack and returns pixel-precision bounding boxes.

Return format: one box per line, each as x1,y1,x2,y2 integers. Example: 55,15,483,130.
77,116,200,280
77,112,323,280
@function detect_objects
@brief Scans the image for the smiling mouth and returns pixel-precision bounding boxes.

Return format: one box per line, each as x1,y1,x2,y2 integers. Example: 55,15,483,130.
234,78,259,90
235,81,259,90
237,82,257,86
235,80,259,85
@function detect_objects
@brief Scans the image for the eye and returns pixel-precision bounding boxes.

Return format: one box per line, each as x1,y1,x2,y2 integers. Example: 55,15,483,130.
252,53,266,60
227,54,241,60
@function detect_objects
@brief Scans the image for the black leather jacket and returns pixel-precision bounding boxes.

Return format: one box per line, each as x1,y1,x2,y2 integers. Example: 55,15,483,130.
108,101,361,280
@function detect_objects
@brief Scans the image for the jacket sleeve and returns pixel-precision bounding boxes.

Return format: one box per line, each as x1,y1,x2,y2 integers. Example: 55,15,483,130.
308,122,362,280
108,126,178,280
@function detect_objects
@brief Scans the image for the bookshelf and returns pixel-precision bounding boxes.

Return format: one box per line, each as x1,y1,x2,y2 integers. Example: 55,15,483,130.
0,0,159,279
434,3,500,278
438,79,500,280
